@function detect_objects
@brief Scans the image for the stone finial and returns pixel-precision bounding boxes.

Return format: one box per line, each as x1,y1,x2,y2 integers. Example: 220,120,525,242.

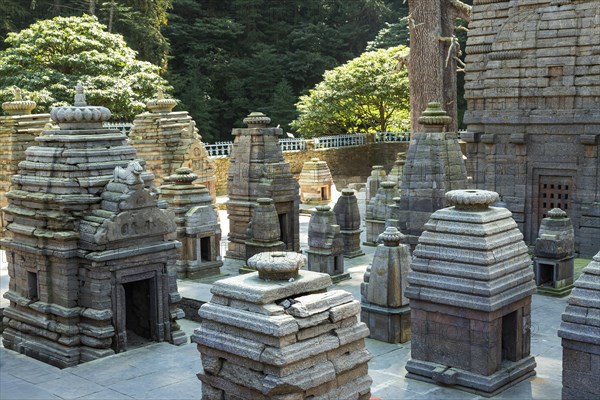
311,157,320,162
146,88,177,113
418,102,452,130
378,226,403,247
50,83,111,126
548,208,568,219
2,87,37,115
168,168,198,185
315,205,331,212
342,188,354,196
446,189,499,211
380,181,397,189
73,82,86,106
243,112,271,128
247,251,305,281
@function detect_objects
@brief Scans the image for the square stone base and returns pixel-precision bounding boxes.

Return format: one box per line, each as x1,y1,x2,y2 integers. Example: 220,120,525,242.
561,339,600,399
361,303,410,343
533,256,574,297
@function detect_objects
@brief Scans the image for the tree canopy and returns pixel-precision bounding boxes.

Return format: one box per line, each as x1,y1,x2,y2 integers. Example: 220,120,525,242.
291,46,410,138
0,14,170,120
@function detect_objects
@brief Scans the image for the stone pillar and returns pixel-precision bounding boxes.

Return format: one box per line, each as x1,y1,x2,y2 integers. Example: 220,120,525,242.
160,168,222,280
192,251,373,399
365,165,386,205
405,189,536,396
299,157,334,205
533,208,575,297
361,227,411,343
364,181,399,246
386,152,405,189
397,102,467,248
226,112,300,259
129,90,217,198
245,198,285,262
307,205,348,282
558,252,600,400
0,88,51,231
333,188,364,258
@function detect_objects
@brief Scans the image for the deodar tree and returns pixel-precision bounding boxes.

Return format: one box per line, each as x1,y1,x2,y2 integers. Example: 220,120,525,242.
291,46,410,138
0,14,170,120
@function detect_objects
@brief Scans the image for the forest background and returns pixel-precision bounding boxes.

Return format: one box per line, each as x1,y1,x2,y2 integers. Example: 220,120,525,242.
0,0,471,141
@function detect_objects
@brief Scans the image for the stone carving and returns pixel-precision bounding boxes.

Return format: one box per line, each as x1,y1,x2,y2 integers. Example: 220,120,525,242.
245,198,285,262
160,168,222,279
0,85,185,368
533,207,575,296
405,189,536,395
192,252,372,399
333,188,364,258
2,87,36,115
299,157,334,204
226,112,300,259
113,160,144,185
558,251,600,400
307,205,348,282
364,181,400,245
397,102,467,248
128,90,217,197
463,0,600,257
365,165,386,205
361,226,411,343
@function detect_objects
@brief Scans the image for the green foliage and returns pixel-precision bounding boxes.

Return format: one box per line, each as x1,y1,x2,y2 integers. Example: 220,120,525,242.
291,46,410,138
366,18,410,51
0,15,170,120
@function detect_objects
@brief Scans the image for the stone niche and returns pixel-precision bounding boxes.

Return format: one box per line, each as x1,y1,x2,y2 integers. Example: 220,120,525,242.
558,251,600,400
405,189,536,396
299,157,334,204
226,112,300,259
333,188,364,258
533,207,575,297
0,85,185,368
364,181,399,246
160,168,222,279
307,205,348,282
128,90,217,198
192,251,373,399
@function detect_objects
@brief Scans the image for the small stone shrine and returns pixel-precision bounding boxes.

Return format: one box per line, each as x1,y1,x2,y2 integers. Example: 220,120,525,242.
386,152,406,189
0,84,186,367
245,198,285,261
533,208,575,297
307,205,348,282
397,102,467,248
192,251,373,399
299,158,334,204
160,168,222,279
226,112,300,259
558,251,600,400
333,188,364,258
0,88,51,230
361,226,411,343
364,181,399,246
129,89,217,198
405,189,536,396
365,165,386,204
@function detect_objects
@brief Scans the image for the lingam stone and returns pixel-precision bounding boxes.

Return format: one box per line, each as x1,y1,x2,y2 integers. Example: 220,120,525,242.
129,89,217,197
160,168,222,279
226,112,300,259
333,188,364,258
405,189,536,396
193,251,373,399
244,198,285,263
533,207,575,296
364,181,399,245
361,226,411,343
307,205,348,282
558,252,600,400
299,158,334,204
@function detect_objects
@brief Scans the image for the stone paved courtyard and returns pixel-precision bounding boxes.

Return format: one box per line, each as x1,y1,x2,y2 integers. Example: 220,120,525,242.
0,191,571,399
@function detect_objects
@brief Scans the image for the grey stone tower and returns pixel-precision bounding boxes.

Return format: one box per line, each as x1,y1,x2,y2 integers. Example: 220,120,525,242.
307,205,348,282
245,198,285,261
333,188,364,258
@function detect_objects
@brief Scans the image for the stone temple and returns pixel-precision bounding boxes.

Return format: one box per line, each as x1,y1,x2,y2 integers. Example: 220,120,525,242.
463,0,600,257
0,85,185,367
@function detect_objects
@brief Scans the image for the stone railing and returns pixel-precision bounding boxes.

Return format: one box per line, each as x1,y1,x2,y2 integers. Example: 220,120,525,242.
279,137,307,151
103,122,134,135
204,141,234,157
313,133,366,149
373,131,410,142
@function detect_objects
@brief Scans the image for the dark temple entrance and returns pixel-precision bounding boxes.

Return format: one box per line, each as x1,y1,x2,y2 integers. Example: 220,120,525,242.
123,278,156,349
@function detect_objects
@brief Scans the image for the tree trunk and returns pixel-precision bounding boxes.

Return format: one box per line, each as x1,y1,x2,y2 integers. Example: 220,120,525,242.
89,0,96,15
108,1,115,32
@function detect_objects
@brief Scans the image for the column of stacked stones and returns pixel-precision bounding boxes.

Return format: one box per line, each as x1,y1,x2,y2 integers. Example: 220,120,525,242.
299,158,334,204
405,189,536,396
558,251,600,400
533,208,575,296
226,112,300,259
128,89,217,197
333,189,364,258
364,181,399,245
361,226,411,343
0,88,51,230
397,102,467,248
245,198,285,262
160,168,223,279
307,205,348,282
386,152,405,189
0,84,185,367
193,251,372,399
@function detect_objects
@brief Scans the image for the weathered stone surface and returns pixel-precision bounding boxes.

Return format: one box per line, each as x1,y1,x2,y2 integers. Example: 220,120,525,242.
333,189,364,258
307,205,346,280
405,189,536,395
365,165,386,205
245,198,286,261
288,290,354,318
364,181,400,245
299,158,333,205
